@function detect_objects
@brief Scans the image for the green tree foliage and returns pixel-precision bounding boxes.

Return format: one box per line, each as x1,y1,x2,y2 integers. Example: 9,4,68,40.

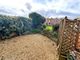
29,12,45,29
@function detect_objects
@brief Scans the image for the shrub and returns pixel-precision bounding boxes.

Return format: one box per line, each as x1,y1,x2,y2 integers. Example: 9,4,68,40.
29,12,45,29
31,29,41,33
0,15,32,40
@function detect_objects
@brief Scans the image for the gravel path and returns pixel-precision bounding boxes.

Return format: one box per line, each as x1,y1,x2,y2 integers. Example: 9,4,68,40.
0,34,58,60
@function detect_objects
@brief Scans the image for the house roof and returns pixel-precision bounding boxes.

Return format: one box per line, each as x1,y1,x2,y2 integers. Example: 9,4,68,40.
45,18,61,25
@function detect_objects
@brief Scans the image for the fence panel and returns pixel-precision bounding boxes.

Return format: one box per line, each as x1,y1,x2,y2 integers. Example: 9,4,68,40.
58,18,80,60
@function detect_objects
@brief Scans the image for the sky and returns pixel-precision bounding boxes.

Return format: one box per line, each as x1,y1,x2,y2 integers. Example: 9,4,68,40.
0,0,80,18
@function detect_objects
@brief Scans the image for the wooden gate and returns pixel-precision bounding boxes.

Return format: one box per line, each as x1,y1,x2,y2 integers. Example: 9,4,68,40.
58,17,80,60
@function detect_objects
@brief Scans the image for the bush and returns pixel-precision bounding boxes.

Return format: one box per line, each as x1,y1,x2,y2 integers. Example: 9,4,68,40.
0,15,32,40
29,12,45,29
53,25,59,32
31,29,41,33
52,31,58,38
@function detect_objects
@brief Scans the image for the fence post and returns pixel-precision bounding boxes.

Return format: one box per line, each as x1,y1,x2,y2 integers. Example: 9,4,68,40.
58,18,66,60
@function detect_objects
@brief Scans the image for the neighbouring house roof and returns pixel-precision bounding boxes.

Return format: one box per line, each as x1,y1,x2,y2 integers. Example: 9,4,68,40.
45,18,61,25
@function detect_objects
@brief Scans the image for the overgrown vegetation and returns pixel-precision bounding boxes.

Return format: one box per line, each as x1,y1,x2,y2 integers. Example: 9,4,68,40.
0,15,32,39
41,24,59,42
0,12,59,41
29,12,45,29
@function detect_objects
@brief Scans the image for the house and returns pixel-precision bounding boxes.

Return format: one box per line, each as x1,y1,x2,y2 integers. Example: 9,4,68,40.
45,18,61,26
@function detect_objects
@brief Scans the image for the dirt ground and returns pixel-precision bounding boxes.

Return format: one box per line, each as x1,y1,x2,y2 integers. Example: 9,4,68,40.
0,34,58,60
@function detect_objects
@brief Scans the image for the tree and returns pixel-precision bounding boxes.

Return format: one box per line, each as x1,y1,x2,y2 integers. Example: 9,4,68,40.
29,12,45,29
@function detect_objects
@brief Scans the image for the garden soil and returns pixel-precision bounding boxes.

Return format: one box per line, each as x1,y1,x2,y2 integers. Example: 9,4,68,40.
0,34,58,60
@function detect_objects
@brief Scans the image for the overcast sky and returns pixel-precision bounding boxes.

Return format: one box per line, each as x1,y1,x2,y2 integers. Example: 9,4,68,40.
0,0,80,18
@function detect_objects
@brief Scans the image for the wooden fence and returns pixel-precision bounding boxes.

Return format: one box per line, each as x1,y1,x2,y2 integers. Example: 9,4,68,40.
58,17,80,60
